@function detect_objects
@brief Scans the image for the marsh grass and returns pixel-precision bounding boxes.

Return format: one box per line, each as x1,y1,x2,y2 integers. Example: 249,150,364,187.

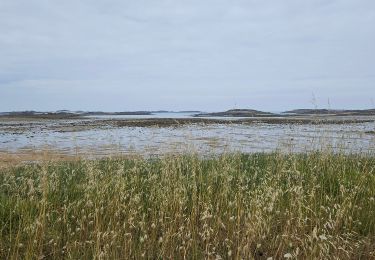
1,152,375,259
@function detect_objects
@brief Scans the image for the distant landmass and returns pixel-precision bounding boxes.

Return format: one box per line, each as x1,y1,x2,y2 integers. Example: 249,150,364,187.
0,110,152,119
1,109,374,119
283,109,375,116
195,109,276,117
0,111,80,119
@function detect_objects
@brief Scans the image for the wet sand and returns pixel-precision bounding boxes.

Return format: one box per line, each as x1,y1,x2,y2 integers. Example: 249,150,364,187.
1,115,375,134
1,114,374,160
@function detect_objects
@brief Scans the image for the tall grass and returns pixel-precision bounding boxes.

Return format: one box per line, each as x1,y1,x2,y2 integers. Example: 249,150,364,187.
1,153,375,259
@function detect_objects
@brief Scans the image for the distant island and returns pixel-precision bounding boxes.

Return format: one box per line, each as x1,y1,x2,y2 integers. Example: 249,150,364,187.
0,111,81,119
284,109,375,116
0,110,152,119
195,109,276,117
1,108,375,119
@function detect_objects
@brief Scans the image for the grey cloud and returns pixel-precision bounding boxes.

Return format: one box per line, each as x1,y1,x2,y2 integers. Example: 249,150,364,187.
0,0,374,111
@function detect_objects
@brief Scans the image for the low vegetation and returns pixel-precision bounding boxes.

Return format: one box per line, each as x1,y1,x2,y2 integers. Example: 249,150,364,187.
1,153,375,259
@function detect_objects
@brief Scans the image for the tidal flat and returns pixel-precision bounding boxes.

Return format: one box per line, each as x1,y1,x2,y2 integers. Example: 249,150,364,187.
0,113,375,160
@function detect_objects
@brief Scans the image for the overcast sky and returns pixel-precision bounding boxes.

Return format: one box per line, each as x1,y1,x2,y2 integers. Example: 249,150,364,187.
0,0,374,112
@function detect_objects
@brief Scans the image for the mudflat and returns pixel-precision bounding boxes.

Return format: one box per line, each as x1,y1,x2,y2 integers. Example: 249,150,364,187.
1,111,374,158
1,115,375,133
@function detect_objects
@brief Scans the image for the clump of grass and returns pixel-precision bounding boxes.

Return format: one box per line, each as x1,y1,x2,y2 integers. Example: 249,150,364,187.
1,152,375,259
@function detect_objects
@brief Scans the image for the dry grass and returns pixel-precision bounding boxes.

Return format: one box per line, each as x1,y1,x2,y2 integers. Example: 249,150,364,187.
0,151,79,169
1,153,375,259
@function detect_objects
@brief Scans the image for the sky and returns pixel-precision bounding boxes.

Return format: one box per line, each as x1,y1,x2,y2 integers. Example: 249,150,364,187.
0,0,374,112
